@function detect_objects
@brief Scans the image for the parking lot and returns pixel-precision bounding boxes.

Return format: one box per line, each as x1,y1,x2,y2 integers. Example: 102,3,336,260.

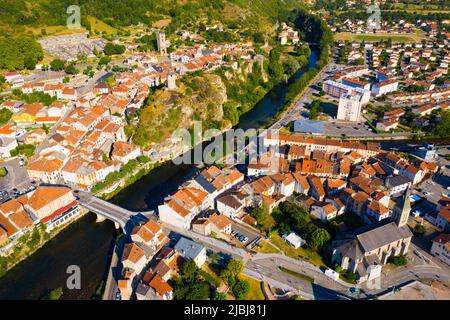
230,221,262,247
0,158,33,202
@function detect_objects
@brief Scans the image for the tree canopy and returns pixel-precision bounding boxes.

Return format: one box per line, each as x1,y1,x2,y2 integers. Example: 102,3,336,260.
0,35,43,71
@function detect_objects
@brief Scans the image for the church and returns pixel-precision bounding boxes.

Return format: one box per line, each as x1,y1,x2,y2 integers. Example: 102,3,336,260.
331,188,413,283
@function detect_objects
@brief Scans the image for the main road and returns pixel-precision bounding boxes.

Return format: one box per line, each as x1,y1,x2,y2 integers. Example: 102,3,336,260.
269,62,345,131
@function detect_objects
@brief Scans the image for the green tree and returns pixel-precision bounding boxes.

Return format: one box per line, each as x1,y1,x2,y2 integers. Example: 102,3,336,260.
98,56,111,66
64,64,79,75
414,223,425,237
213,291,227,300
250,205,269,228
220,259,244,282
184,281,210,300
209,252,220,265
50,59,66,71
180,259,199,280
0,108,13,125
0,36,43,71
104,42,126,55
307,227,331,251
433,110,450,138
282,55,300,77
232,280,250,299
42,287,63,300
390,255,408,266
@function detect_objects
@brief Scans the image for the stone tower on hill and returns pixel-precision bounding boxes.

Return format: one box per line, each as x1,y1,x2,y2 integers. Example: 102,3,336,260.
157,32,167,55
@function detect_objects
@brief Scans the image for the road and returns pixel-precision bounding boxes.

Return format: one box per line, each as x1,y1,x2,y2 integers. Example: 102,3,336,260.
269,63,344,131
160,222,355,300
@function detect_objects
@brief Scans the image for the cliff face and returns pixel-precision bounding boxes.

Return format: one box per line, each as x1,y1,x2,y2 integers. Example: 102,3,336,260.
131,54,277,155
132,73,230,152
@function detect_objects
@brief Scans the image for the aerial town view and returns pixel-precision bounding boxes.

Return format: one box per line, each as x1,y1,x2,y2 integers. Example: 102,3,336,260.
0,0,449,309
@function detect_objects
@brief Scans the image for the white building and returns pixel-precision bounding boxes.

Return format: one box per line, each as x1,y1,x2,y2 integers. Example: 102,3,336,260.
158,187,208,229
337,93,363,122
282,232,306,249
174,237,207,267
323,80,370,104
371,80,399,97
430,234,450,266
216,193,245,219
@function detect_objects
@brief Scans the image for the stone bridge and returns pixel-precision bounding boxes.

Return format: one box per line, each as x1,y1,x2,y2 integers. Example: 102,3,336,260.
75,190,155,234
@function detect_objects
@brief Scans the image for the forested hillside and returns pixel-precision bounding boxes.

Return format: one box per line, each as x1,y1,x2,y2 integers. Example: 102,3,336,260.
0,0,308,71
0,0,307,35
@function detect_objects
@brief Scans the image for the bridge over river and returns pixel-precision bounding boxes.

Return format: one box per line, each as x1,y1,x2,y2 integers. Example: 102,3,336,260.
75,190,156,233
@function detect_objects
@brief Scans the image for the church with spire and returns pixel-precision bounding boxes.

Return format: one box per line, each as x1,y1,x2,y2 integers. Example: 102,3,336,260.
331,188,413,284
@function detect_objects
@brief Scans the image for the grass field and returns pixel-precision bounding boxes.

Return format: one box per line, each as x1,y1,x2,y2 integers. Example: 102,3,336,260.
334,32,424,43
388,3,450,13
237,274,266,300
26,25,86,37
88,16,119,34
254,241,281,254
153,18,172,29
270,234,325,268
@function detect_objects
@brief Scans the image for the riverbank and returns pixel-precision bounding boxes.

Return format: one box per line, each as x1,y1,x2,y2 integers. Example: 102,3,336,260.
0,210,118,299
0,207,90,278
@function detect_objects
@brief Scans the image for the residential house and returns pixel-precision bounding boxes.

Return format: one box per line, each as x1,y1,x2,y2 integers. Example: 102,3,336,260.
216,191,246,219
0,198,35,245
291,172,310,195
141,272,173,300
192,211,232,238
308,176,325,201
111,141,142,164
27,157,63,184
436,206,450,232
430,234,450,266
158,187,209,229
131,220,169,252
174,237,207,267
311,202,338,222
122,242,147,276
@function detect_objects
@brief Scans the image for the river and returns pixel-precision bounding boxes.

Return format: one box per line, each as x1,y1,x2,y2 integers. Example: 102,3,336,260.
0,48,321,299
